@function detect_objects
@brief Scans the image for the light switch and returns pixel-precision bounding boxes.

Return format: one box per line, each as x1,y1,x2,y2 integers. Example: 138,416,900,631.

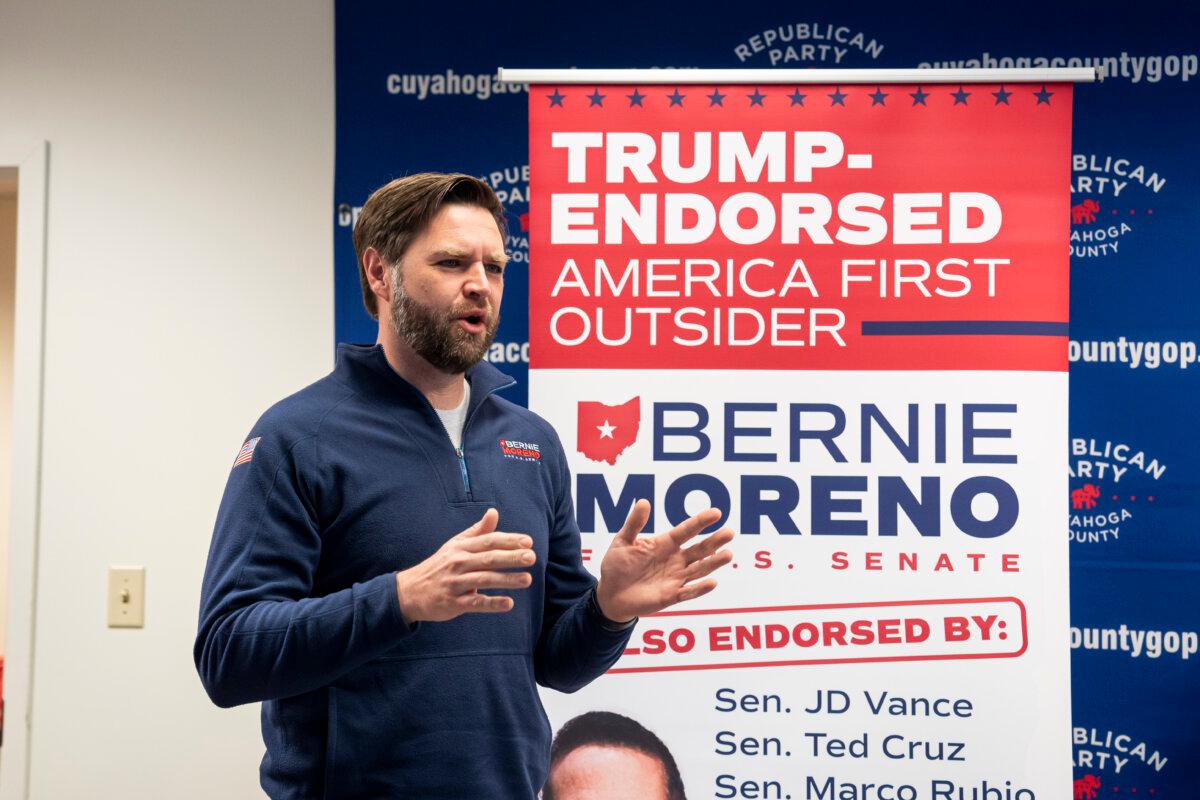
107,567,145,628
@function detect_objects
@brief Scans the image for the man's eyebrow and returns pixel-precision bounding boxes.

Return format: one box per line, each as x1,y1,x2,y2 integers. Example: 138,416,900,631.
428,248,510,265
428,248,472,260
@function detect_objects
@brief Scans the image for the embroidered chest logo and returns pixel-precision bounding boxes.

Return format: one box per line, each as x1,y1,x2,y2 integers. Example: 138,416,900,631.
233,437,261,468
499,438,542,462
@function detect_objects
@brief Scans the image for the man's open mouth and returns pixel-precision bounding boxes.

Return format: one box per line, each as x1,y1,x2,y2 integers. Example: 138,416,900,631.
456,311,487,333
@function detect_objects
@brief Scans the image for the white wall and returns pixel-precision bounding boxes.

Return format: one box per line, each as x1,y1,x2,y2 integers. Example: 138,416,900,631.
0,2,334,796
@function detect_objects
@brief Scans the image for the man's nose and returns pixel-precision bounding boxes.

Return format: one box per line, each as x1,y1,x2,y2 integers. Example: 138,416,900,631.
462,261,492,299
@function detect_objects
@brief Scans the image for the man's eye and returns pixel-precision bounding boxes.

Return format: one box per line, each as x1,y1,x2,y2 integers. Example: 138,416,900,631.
438,259,460,267
486,263,505,275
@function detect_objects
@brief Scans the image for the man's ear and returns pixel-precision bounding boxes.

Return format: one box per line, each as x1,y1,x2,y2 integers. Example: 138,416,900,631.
363,247,393,312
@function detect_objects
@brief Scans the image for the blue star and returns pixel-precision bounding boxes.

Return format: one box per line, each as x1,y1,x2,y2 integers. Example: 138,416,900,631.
992,85,1012,105
627,88,645,107
587,89,605,107
828,87,847,106
951,86,971,105
1034,85,1054,105
909,87,929,106
547,89,565,107
788,88,806,106
707,88,726,106
868,87,888,106
747,88,766,106
667,88,685,107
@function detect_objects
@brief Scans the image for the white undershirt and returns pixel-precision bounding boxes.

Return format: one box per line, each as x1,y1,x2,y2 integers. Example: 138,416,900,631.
434,381,471,450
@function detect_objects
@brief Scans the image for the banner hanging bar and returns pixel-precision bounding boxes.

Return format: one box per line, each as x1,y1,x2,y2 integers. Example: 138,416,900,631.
499,67,1097,84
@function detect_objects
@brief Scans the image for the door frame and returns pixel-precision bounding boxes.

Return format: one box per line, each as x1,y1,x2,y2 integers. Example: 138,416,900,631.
0,140,49,800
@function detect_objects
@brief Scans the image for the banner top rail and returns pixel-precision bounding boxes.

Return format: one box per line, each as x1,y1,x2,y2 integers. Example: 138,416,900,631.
499,67,1097,84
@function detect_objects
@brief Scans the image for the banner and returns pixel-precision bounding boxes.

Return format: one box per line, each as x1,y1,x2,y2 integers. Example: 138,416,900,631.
528,81,1072,798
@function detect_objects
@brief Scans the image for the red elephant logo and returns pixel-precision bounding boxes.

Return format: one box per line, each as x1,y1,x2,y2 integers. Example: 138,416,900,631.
1072,199,1100,224
1073,773,1101,799
1071,483,1101,510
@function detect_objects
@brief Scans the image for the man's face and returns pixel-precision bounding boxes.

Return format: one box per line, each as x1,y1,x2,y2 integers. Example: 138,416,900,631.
545,745,670,800
388,203,506,374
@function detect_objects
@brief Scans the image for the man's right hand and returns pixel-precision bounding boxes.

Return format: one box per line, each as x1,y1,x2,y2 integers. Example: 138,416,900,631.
394,508,535,625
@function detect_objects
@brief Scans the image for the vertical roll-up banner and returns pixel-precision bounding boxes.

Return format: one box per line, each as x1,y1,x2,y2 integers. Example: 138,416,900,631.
526,73,1074,799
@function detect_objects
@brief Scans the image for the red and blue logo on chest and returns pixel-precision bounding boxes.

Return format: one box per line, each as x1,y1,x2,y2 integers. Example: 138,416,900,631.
498,437,542,462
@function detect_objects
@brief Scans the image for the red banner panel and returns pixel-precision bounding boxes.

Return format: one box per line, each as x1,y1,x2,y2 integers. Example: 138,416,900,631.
529,83,1071,370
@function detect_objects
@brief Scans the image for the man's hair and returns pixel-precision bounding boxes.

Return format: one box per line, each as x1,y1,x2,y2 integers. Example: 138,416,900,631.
545,711,686,800
352,172,507,319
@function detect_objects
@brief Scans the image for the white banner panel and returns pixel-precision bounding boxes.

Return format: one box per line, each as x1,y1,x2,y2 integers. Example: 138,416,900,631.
528,80,1072,799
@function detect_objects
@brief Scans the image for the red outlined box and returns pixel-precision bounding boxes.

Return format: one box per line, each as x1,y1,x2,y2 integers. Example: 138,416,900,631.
610,596,1027,674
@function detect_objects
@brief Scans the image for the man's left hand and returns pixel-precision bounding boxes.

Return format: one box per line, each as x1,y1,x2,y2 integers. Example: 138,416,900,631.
595,499,735,623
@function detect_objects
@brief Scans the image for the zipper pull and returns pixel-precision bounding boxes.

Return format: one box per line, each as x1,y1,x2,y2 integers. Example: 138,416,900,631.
456,447,471,494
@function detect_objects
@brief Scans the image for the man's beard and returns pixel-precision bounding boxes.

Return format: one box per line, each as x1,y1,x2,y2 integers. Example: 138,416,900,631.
388,281,499,375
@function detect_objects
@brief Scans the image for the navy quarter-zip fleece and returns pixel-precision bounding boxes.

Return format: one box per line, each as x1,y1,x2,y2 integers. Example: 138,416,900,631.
195,344,633,799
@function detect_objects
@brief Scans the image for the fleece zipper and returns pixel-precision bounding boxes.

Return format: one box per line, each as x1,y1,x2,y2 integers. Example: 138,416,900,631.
427,374,516,499
456,447,471,494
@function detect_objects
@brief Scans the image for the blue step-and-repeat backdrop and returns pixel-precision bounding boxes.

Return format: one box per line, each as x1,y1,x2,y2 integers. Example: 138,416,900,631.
334,4,1198,795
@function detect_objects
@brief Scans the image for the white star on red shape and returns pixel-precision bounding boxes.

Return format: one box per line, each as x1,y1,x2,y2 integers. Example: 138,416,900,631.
597,420,617,439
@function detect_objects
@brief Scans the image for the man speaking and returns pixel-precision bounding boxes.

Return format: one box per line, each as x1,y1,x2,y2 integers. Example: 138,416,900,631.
194,173,734,798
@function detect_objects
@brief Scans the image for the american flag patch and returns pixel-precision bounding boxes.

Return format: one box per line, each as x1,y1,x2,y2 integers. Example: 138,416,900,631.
233,437,261,468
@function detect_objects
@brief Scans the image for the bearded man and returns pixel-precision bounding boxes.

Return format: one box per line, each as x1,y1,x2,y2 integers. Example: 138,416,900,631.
194,173,734,799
